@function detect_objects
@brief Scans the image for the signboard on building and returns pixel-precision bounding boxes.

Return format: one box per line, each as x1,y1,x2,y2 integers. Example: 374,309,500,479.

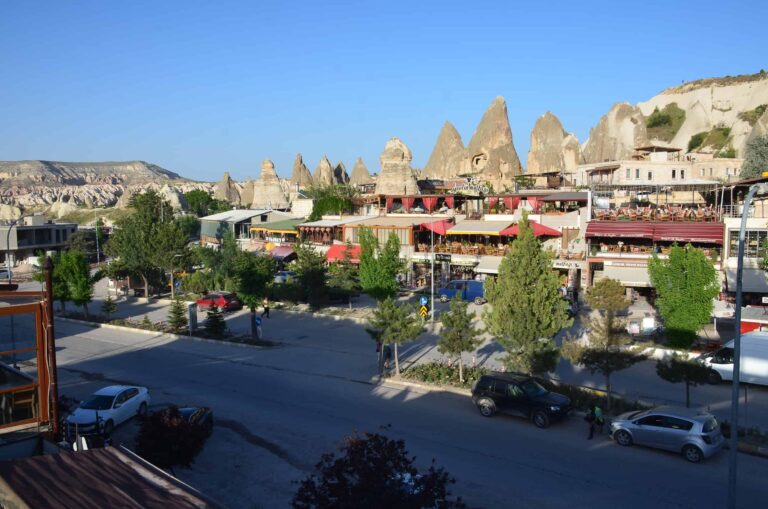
552,260,586,270
435,254,451,262
603,260,648,268
450,176,490,195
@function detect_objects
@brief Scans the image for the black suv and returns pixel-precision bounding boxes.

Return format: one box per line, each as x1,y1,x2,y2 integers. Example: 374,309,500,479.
471,373,572,428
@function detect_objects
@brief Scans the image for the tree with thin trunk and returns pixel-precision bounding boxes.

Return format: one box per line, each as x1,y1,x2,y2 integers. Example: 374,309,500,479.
648,243,719,349
101,295,117,321
367,297,423,376
562,278,646,412
483,212,570,376
438,294,483,383
740,134,768,179
34,251,69,312
150,221,189,299
656,353,712,408
328,240,359,309
234,251,275,340
359,228,401,301
58,249,96,319
293,242,328,309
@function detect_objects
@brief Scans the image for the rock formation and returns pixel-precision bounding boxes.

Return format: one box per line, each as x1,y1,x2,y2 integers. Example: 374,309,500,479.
0,160,183,189
526,112,582,174
251,160,289,209
349,158,373,185
0,203,22,221
422,121,466,179
313,156,335,187
289,154,313,190
239,179,255,207
213,172,241,204
582,103,648,163
465,96,523,186
334,161,349,184
159,184,188,211
746,108,768,144
637,72,768,156
374,138,420,196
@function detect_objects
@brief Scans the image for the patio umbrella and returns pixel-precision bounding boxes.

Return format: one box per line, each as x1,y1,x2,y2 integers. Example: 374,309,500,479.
499,220,561,237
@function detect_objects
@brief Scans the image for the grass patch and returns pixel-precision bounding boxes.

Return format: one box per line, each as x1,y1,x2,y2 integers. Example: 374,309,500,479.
688,127,732,152
401,361,488,389
58,207,131,225
738,104,767,126
646,103,686,142
688,132,708,152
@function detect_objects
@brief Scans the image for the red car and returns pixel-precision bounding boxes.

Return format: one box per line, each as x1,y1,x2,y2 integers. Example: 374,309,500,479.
196,292,243,313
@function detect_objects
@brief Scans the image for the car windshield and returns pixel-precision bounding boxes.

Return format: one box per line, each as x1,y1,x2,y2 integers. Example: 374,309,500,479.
80,395,115,410
521,380,547,398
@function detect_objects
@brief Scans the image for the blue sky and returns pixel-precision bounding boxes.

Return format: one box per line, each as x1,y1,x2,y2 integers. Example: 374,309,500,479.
1,1,766,182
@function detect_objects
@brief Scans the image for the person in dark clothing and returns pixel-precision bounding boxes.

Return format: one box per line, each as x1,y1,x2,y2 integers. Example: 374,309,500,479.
585,404,604,439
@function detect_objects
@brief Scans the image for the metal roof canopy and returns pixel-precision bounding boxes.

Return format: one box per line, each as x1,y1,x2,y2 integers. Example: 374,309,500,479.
446,220,513,236
200,209,274,222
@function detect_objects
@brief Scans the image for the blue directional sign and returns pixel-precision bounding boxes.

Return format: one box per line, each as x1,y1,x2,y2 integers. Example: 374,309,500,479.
420,296,429,306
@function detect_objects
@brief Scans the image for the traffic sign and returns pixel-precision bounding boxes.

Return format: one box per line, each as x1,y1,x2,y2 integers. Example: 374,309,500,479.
419,306,428,317
420,296,428,306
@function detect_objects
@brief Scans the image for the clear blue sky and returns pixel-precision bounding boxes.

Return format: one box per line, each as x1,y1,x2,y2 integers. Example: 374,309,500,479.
1,1,765,182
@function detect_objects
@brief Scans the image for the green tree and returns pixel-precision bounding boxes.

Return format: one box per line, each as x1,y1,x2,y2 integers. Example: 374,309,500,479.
55,249,98,319
107,190,171,299
293,242,328,309
168,297,188,334
293,431,464,509
101,294,117,321
150,221,189,299
327,241,359,309
234,251,275,339
648,244,719,348
359,228,401,301
562,278,646,412
483,213,570,375
438,294,483,383
33,252,70,312
66,230,95,259
95,217,104,262
740,134,768,179
184,189,213,217
656,353,712,408
366,297,423,376
306,184,358,221
204,306,226,338
175,214,201,239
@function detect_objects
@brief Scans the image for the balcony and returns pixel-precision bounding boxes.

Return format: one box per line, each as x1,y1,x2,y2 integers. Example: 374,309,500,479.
593,205,719,222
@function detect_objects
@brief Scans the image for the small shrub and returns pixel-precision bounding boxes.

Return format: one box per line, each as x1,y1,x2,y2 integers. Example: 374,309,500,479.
135,406,210,469
688,132,708,152
401,361,488,389
738,104,767,126
204,307,227,338
646,103,686,142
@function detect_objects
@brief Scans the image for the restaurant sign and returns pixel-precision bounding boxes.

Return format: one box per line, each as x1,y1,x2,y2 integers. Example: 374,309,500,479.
451,176,490,195
552,260,585,270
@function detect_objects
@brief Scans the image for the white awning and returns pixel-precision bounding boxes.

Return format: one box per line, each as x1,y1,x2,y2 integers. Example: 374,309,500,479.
726,268,768,293
602,266,652,287
475,256,503,274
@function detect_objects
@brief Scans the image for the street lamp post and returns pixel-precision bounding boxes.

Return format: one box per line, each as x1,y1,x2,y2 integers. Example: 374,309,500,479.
728,182,768,509
430,226,435,324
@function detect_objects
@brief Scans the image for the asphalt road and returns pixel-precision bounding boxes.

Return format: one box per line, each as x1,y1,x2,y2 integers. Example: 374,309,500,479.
52,317,768,509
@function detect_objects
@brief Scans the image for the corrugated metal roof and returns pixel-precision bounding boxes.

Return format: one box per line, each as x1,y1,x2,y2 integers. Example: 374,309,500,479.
200,209,272,222
298,216,375,228
447,220,512,235
345,216,427,228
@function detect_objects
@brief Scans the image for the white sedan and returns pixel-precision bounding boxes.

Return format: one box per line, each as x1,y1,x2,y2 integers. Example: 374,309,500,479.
66,385,150,437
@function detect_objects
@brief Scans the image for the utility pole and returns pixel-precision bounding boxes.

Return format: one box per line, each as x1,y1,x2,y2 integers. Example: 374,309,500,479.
44,256,61,441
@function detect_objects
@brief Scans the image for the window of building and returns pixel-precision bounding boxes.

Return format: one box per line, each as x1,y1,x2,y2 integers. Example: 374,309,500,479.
648,171,653,181
709,168,713,176
700,168,705,177
672,169,676,179
729,229,768,258
681,170,685,180
635,169,640,179
626,168,631,179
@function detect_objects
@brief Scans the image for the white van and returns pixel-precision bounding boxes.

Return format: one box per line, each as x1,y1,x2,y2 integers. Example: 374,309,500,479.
700,332,768,386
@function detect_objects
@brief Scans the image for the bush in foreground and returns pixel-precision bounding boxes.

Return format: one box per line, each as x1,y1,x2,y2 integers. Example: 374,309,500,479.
136,406,210,470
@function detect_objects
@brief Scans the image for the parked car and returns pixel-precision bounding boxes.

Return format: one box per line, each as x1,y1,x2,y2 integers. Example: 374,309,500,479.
609,406,724,463
66,385,150,438
0,268,12,280
274,270,296,284
438,280,485,305
196,292,243,312
699,332,768,386
471,373,572,428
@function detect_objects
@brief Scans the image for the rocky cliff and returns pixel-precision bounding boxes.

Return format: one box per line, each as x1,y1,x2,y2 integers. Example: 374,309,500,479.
349,157,373,185
0,160,184,189
582,103,648,163
466,97,523,186
289,154,314,190
374,138,420,195
422,121,466,179
313,156,336,187
251,160,289,209
213,171,241,204
526,112,581,174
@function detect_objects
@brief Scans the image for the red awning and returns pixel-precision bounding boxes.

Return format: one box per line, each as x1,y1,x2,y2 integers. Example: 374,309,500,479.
653,223,723,244
585,222,655,239
500,221,562,237
269,246,295,259
421,220,453,236
326,244,361,263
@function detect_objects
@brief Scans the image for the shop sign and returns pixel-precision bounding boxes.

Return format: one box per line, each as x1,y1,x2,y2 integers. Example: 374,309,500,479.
552,260,585,270
435,253,451,262
450,176,490,195
604,260,647,268
451,259,478,267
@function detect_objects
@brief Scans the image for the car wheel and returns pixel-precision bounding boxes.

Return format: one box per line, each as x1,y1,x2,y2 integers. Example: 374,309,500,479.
103,419,114,436
708,370,722,385
474,297,484,306
477,398,495,417
137,402,148,417
682,444,703,463
532,410,550,429
614,429,632,446
439,295,448,303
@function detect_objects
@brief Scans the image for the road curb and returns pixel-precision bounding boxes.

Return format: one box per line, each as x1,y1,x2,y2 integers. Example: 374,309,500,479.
277,307,371,325
377,377,472,397
55,317,267,350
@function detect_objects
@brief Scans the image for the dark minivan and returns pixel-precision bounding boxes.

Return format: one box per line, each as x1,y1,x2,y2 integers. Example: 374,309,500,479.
471,373,572,428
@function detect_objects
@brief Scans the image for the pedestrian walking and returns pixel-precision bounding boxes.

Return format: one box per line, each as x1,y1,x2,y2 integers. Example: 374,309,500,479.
261,296,270,318
585,403,604,439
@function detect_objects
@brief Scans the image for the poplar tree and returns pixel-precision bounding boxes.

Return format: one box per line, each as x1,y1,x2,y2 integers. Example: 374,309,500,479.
438,294,483,383
167,297,188,334
648,244,719,348
656,353,712,408
359,228,400,301
482,213,570,375
562,278,645,412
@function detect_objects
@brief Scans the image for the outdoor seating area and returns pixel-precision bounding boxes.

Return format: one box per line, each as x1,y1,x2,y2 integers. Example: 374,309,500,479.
590,241,721,259
417,242,510,256
594,205,719,222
